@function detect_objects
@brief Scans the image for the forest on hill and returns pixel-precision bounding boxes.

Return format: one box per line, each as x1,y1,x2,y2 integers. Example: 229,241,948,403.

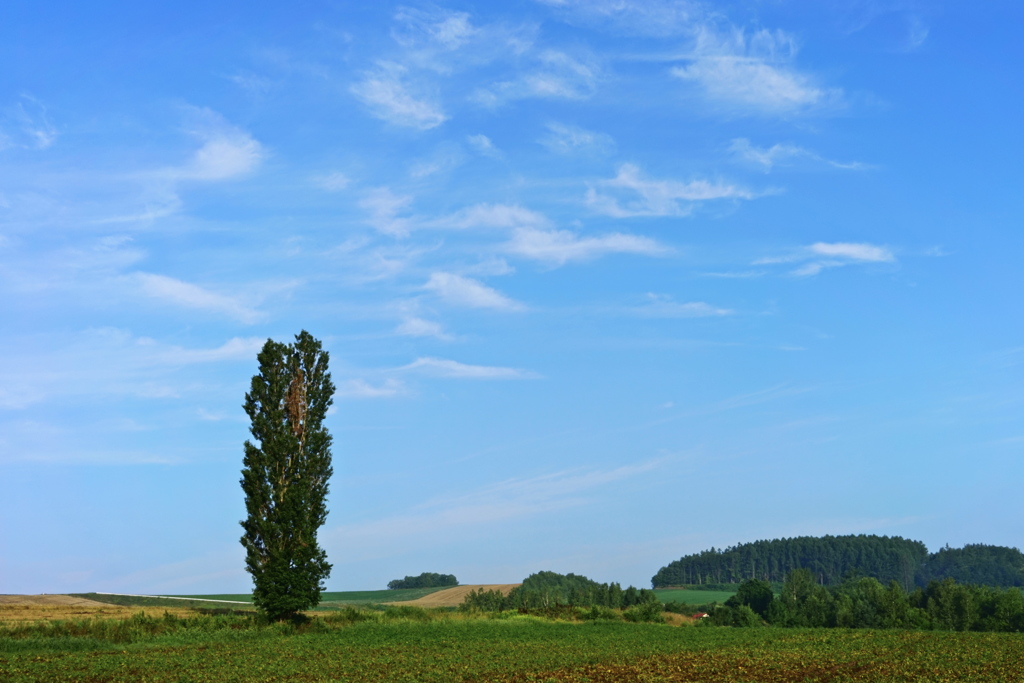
652,536,1024,590
387,573,458,589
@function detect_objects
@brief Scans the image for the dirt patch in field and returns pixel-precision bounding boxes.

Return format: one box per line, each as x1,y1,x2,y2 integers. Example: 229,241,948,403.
0,594,111,607
386,584,520,608
0,595,198,624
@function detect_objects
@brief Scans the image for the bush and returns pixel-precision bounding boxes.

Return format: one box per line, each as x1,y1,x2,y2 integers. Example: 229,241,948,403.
623,602,665,623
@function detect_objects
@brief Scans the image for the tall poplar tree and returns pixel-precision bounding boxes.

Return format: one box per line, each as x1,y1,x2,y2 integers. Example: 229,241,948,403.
240,331,334,620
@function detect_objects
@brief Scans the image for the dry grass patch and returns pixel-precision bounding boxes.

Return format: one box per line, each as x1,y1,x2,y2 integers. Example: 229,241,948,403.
386,584,520,608
0,595,199,624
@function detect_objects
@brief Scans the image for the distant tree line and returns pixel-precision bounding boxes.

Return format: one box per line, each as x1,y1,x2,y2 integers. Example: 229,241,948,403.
387,572,458,589
462,571,660,611
709,571,1024,632
919,544,1024,587
652,535,1024,590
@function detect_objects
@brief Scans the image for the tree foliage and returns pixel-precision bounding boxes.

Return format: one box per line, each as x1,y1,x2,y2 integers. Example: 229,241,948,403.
652,535,1024,590
240,331,335,620
461,571,658,611
387,573,458,589
706,572,1024,632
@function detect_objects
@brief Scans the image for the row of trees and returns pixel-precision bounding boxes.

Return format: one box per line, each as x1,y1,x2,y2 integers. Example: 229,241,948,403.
462,571,661,611
711,571,1024,632
652,535,1024,589
387,573,458,589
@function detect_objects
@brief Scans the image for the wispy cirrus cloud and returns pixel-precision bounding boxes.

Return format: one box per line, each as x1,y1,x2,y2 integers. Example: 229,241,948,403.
312,171,351,192
757,241,896,276
540,122,614,154
505,227,666,265
360,187,416,237
670,27,842,114
473,50,599,107
429,203,550,231
399,356,540,379
730,138,869,172
424,272,524,311
587,163,755,217
535,0,701,38
0,95,58,150
0,329,263,410
167,107,263,182
350,63,448,130
327,460,660,550
633,293,733,318
839,1,931,52
390,5,532,72
337,378,407,399
80,108,263,227
133,272,265,324
395,316,454,341
539,1,840,115
467,133,502,158
409,142,466,178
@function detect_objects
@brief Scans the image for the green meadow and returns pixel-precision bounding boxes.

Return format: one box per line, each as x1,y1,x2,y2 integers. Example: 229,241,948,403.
652,588,737,606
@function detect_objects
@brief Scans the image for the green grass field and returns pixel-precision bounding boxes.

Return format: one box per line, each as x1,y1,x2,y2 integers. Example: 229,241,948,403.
3,610,1022,682
653,588,737,606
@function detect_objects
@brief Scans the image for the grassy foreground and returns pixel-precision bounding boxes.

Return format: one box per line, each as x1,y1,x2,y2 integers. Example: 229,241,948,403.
3,609,1024,682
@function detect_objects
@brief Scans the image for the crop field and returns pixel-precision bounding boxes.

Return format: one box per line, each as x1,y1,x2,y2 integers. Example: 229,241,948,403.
653,588,737,605
3,610,1023,682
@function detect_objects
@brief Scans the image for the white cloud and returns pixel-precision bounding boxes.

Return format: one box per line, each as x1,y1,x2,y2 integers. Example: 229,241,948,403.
388,6,531,72
0,329,264,411
156,337,266,364
133,273,263,323
535,0,701,38
905,15,929,51
409,143,465,178
730,138,868,172
0,95,58,150
400,357,539,379
313,172,351,191
467,134,501,158
587,163,754,217
359,187,415,237
670,27,841,114
350,63,447,129
424,272,524,311
396,317,453,340
430,203,550,231
392,6,477,54
809,242,894,262
356,199,549,238
756,241,895,277
505,227,666,265
170,109,263,181
183,135,263,181
473,50,598,106
338,378,407,398
540,122,614,154
635,294,733,317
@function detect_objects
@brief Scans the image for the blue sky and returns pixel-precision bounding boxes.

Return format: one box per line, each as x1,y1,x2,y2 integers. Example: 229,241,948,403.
2,0,1022,594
